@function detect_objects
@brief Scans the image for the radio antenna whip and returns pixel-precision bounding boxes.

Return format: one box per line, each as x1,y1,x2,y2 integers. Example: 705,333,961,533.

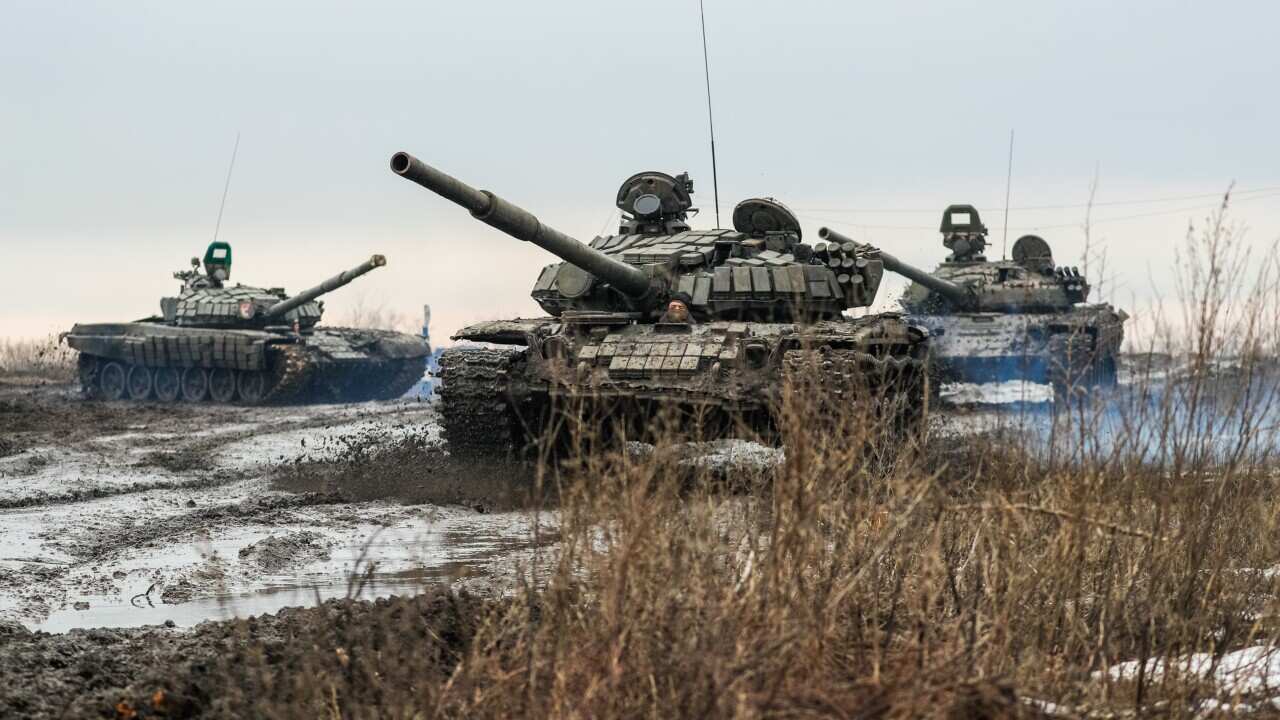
1001,128,1014,260
699,0,720,226
213,132,241,243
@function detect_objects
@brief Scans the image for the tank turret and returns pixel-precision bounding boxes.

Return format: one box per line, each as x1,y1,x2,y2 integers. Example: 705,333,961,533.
821,208,1095,315
261,255,387,319
391,151,883,321
163,252,388,330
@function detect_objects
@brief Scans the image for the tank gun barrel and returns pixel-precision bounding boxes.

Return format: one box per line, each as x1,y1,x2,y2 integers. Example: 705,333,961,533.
390,151,653,299
818,227,975,308
263,255,387,319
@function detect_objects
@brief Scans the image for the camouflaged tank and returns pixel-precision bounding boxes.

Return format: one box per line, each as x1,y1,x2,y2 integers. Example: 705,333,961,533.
821,205,1126,392
63,244,430,404
390,151,930,454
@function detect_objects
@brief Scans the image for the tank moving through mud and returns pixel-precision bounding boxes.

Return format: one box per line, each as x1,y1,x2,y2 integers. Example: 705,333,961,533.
390,151,930,454
64,246,431,404
820,205,1126,391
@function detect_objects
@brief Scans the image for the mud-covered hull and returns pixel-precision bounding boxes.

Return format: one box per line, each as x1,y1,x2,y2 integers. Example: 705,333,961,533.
909,305,1124,386
438,314,931,454
64,322,429,404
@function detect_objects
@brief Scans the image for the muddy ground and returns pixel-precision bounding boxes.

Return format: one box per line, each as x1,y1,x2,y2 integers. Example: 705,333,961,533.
0,372,1062,718
0,590,489,718
0,377,549,638
0,373,1063,637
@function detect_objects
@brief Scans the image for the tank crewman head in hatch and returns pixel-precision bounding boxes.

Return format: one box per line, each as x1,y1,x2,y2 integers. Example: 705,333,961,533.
202,241,233,286
660,292,694,324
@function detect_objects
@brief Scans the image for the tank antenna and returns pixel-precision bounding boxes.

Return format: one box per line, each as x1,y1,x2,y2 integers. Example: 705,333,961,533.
699,0,721,226
212,131,241,244
1000,128,1014,260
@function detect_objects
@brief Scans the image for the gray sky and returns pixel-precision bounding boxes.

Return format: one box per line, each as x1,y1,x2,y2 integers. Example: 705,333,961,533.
3,0,1279,341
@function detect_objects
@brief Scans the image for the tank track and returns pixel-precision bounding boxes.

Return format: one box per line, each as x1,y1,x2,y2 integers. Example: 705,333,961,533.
437,346,527,456
74,345,314,405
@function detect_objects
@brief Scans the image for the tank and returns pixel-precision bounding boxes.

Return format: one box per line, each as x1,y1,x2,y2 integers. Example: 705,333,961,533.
820,204,1127,392
63,248,431,404
390,151,930,455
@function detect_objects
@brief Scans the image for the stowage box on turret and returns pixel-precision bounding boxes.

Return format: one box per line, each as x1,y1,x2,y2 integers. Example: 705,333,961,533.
821,205,1126,392
391,151,930,454
63,245,431,404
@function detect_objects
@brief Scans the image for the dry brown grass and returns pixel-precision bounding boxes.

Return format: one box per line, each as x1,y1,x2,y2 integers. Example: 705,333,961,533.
0,335,76,382
101,200,1280,718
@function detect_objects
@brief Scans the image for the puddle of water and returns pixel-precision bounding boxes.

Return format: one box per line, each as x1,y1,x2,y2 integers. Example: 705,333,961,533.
29,510,546,634
32,567,468,634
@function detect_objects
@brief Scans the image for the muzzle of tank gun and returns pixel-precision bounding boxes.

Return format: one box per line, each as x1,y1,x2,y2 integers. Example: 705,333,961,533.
819,227,975,308
391,151,655,300
261,254,387,319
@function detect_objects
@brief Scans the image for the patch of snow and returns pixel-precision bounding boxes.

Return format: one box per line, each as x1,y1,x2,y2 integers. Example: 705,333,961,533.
1105,645,1280,696
941,380,1054,405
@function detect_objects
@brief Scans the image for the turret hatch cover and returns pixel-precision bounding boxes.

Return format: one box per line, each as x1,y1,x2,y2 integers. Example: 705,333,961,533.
1011,234,1054,269
732,198,801,240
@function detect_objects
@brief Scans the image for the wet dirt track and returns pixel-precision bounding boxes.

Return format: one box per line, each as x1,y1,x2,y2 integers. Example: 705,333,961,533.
0,379,544,633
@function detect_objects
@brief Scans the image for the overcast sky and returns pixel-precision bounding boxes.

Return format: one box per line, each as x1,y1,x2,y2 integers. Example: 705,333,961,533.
3,0,1278,342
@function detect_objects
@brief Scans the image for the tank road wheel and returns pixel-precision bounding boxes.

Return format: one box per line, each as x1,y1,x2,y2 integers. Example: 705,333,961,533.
181,368,209,402
126,365,154,400
153,367,181,403
98,361,127,401
237,370,268,404
208,368,237,403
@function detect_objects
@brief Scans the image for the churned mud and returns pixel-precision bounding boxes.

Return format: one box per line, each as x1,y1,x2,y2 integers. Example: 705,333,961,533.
0,590,488,719
0,378,548,637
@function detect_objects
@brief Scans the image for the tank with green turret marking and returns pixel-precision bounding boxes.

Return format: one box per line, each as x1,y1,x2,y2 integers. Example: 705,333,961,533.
63,245,430,404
